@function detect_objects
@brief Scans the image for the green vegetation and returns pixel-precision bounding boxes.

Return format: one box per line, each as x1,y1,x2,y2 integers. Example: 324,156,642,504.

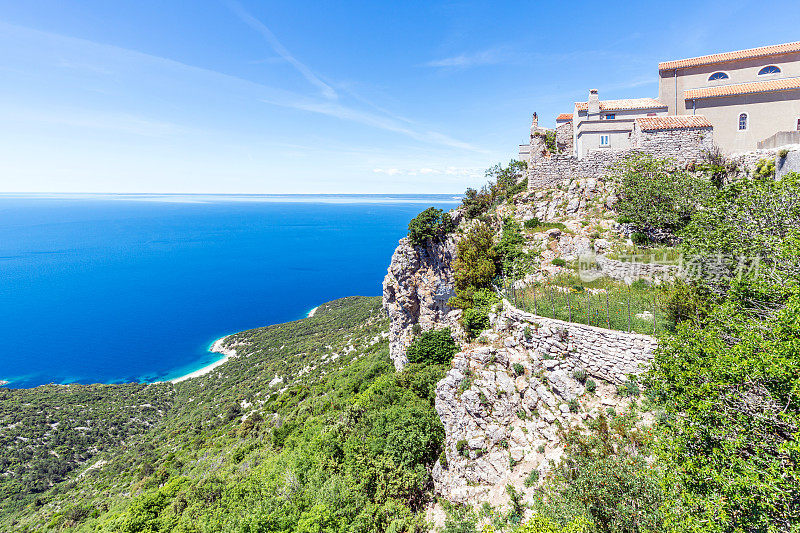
405,327,458,365
407,206,455,246
613,154,714,233
531,413,664,533
0,297,450,531
505,273,670,335
461,160,527,219
645,172,800,531
754,157,776,178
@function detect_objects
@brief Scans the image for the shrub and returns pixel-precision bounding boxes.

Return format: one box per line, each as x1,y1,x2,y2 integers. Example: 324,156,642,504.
407,207,455,246
613,154,713,231
567,398,579,412
754,158,776,178
551,258,566,267
616,215,633,224
530,414,663,532
496,217,525,276
439,450,448,469
452,222,497,296
512,363,525,377
616,380,641,398
585,379,597,393
405,328,459,365
524,469,540,488
537,444,546,454
456,439,469,458
462,308,490,340
523,326,533,339
778,148,789,159
572,369,587,383
630,232,649,245
523,217,541,229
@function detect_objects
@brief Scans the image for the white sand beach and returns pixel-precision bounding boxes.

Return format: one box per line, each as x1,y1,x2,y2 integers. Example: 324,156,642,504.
170,337,237,383
307,306,319,317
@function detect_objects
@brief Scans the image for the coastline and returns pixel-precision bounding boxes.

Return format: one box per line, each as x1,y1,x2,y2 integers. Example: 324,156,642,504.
307,306,319,317
169,337,237,384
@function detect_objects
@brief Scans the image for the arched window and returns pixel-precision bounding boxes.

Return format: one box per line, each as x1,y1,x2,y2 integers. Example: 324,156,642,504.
758,65,781,75
708,71,729,81
739,113,748,131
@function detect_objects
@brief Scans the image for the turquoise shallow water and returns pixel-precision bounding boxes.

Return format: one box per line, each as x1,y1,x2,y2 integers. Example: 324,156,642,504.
0,194,458,388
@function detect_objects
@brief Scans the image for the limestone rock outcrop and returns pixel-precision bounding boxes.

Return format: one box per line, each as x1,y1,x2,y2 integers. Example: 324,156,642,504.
432,300,656,507
382,236,458,370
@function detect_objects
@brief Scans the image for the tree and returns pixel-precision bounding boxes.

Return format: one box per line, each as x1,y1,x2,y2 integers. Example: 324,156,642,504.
452,222,497,294
407,207,455,247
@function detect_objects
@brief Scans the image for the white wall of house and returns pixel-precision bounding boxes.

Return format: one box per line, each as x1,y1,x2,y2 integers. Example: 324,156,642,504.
574,108,667,158
659,51,800,115
692,91,800,153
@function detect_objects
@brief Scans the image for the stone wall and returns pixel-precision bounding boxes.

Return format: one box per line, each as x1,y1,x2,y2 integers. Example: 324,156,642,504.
731,146,800,178
529,126,713,189
633,126,713,158
555,121,573,155
432,299,656,505
502,302,656,383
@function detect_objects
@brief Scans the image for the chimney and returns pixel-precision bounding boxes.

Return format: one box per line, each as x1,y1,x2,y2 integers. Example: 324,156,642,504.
588,89,600,116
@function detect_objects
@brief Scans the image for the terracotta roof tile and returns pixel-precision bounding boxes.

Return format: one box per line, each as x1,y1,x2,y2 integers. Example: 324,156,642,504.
659,41,800,70
636,115,712,131
556,113,573,121
684,77,800,99
574,98,666,111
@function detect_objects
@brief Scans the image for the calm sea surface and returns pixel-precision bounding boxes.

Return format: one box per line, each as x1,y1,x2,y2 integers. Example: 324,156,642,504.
0,194,458,388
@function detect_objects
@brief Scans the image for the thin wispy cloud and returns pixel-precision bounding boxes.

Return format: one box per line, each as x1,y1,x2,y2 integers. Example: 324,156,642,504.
0,21,480,154
424,47,507,68
225,0,338,100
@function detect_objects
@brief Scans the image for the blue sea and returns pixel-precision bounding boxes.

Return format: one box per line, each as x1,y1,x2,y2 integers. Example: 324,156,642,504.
0,194,459,388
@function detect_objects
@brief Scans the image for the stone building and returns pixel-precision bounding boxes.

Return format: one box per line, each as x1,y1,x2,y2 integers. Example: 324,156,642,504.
555,113,573,154
571,90,668,159
659,41,800,153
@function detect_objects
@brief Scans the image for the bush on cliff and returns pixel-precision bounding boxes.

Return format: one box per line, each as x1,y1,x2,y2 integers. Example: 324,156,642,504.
495,216,525,276
407,207,455,246
452,221,497,298
646,173,800,530
531,413,664,533
405,328,458,365
613,154,713,233
462,308,491,339
461,160,527,219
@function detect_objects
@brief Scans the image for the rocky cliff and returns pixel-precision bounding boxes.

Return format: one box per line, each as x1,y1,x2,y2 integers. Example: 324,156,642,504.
431,300,655,508
382,236,459,370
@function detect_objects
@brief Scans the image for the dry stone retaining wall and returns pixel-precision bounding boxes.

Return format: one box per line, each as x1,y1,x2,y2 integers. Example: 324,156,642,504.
529,127,713,189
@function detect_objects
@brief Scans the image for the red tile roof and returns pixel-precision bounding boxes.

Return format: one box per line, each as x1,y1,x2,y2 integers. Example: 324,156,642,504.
636,115,712,131
556,113,573,121
659,41,800,70
574,98,666,111
684,77,800,99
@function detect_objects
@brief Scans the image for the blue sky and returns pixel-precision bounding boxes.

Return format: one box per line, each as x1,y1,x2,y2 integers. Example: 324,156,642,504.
0,1,798,194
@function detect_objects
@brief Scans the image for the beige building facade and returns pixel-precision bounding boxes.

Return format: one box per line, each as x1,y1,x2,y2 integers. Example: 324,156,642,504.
572,90,667,159
658,42,800,153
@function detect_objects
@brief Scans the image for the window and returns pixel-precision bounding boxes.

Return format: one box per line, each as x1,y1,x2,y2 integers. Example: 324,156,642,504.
758,65,781,75
738,113,748,131
600,135,610,147
708,71,729,81
796,118,800,131
647,112,657,117
605,113,616,120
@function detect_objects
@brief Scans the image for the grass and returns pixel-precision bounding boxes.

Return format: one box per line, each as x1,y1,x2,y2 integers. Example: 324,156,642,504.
525,221,570,233
501,273,671,335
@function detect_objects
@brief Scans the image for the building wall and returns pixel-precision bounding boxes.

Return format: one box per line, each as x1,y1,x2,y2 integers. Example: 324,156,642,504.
555,121,573,155
574,107,667,158
692,90,800,153
658,51,800,115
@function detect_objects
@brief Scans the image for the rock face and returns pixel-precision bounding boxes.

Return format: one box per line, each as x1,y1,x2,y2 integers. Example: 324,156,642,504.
382,236,458,370
432,300,656,506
